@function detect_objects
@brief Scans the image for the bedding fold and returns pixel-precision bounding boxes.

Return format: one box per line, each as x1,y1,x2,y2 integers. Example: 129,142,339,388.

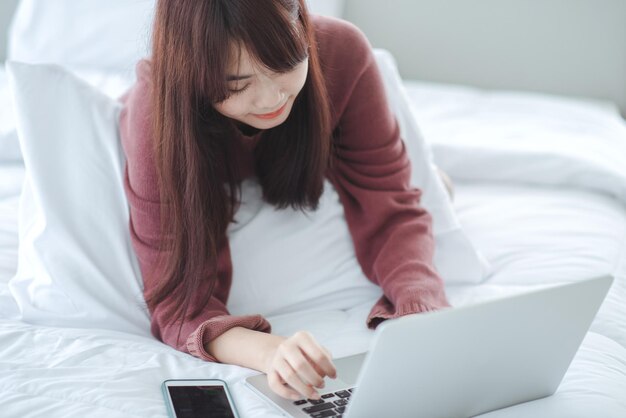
406,81,626,204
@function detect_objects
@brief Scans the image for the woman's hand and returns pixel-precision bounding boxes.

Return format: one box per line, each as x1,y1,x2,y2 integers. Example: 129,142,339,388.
263,331,337,400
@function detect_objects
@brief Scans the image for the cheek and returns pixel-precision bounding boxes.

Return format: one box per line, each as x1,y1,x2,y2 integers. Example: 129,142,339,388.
214,97,249,118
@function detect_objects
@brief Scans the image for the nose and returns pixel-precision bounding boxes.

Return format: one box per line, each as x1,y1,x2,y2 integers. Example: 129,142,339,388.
253,79,285,111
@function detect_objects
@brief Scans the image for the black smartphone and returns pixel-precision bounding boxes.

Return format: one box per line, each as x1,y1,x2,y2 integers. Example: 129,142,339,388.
162,379,241,418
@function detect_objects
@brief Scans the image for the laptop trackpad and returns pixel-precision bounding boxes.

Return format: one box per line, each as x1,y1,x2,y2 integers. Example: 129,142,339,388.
334,352,367,386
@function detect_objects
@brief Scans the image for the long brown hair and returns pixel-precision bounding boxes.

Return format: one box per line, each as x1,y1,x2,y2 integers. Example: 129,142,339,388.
146,0,332,344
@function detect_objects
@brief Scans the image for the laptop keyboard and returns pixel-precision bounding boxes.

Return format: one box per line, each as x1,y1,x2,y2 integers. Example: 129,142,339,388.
293,388,354,417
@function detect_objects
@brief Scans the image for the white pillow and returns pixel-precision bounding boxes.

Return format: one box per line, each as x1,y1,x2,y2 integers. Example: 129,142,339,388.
373,49,489,283
7,0,155,73
6,61,151,335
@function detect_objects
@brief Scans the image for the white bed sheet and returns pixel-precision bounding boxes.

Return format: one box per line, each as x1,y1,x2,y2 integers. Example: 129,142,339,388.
1,67,625,417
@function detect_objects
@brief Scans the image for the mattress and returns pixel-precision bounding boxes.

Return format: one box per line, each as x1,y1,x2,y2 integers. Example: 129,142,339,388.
1,67,625,417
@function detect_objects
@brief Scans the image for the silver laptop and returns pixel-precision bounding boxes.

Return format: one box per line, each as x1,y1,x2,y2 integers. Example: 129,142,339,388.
245,275,613,418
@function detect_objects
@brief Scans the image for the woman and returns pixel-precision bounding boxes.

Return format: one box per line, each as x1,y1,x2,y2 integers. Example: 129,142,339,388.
119,0,451,401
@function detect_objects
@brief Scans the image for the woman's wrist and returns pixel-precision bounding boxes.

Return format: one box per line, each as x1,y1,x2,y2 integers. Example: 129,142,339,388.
260,334,287,373
205,326,286,373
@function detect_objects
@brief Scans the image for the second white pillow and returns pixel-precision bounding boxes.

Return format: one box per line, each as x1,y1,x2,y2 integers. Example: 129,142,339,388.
7,61,151,335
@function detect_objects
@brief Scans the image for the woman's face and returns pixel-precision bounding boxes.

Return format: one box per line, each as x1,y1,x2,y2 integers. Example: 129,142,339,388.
214,46,309,130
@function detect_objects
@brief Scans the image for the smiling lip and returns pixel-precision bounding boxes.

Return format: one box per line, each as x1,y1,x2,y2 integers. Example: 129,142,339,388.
252,102,288,120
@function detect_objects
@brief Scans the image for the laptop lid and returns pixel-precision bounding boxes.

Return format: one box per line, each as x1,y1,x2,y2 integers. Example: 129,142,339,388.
344,275,613,418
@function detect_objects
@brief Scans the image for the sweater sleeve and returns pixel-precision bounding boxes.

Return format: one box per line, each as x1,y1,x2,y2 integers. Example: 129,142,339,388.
323,23,451,329
118,60,271,362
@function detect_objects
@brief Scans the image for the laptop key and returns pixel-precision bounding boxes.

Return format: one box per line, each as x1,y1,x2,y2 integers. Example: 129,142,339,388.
336,406,346,413
335,390,350,398
321,393,335,399
302,402,335,414
334,399,348,407
294,399,308,405
308,398,325,405
309,410,337,418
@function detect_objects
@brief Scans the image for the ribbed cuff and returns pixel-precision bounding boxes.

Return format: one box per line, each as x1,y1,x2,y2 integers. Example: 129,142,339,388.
186,314,272,362
366,295,451,329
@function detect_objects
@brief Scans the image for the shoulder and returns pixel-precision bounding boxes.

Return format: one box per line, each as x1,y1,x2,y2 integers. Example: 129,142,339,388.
312,15,373,70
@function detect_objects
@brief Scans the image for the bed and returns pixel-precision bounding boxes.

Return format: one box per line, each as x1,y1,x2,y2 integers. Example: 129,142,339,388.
1,2,625,418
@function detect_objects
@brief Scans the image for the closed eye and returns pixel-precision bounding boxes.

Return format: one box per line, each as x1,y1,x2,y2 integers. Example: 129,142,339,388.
229,84,250,95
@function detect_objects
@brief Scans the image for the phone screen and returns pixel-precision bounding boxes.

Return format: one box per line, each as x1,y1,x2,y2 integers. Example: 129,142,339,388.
167,385,236,418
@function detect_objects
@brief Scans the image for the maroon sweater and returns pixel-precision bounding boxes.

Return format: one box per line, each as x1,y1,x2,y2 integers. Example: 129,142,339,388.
119,15,450,362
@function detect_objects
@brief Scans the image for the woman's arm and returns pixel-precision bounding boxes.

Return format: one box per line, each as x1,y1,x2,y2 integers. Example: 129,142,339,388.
317,17,451,327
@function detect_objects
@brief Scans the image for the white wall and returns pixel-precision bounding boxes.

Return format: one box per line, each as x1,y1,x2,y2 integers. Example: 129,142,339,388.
344,0,626,116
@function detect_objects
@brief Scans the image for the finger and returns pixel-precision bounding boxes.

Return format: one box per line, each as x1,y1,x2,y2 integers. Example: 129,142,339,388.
267,370,301,400
283,344,325,388
295,332,337,378
302,350,329,380
277,357,320,400
296,332,336,377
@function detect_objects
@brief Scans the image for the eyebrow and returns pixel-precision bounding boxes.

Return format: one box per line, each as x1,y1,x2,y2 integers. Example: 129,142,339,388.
226,74,253,81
